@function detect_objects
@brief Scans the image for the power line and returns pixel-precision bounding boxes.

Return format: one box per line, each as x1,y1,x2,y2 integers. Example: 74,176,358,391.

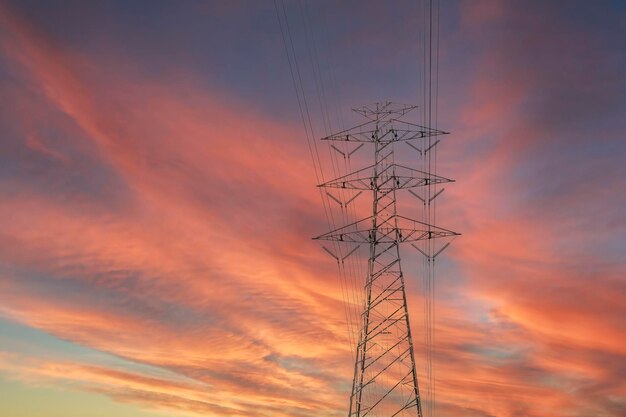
275,2,458,415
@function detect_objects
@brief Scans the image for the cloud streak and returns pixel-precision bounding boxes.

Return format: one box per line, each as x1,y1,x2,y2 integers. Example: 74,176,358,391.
0,1,624,417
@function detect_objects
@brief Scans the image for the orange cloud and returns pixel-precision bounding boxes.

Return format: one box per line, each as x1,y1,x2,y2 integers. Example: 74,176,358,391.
0,1,624,417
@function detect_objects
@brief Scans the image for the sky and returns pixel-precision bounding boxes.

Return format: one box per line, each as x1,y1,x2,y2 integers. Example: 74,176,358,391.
0,1,625,416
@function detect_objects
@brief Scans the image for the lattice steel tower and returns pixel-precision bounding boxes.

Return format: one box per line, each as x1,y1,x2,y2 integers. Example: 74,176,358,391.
315,102,458,416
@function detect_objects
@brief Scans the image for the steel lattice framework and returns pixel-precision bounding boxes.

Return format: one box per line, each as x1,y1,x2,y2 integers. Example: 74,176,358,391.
315,102,458,417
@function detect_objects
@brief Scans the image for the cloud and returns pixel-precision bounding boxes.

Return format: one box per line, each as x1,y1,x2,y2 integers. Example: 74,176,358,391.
0,1,624,417
0,3,350,415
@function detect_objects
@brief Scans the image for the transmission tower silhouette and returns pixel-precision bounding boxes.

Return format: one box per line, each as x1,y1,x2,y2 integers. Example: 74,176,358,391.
315,101,458,417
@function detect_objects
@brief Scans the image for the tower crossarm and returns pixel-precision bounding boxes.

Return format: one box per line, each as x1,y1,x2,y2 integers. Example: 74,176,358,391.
313,215,459,244
318,163,454,190
352,101,418,120
322,118,449,144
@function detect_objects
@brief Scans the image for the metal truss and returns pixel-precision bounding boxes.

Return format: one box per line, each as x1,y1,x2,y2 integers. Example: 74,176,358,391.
315,215,457,244
318,163,453,191
315,102,458,417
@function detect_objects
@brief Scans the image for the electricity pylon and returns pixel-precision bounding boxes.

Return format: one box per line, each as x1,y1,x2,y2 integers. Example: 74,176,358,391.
315,102,458,416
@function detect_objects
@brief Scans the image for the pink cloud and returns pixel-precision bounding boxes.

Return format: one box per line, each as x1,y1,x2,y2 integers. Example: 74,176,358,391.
0,1,623,417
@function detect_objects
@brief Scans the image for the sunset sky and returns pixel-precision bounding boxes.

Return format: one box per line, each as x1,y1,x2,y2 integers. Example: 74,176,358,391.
0,1,625,416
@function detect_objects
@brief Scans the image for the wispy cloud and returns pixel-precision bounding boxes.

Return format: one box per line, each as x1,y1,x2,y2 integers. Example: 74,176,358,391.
0,1,624,417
